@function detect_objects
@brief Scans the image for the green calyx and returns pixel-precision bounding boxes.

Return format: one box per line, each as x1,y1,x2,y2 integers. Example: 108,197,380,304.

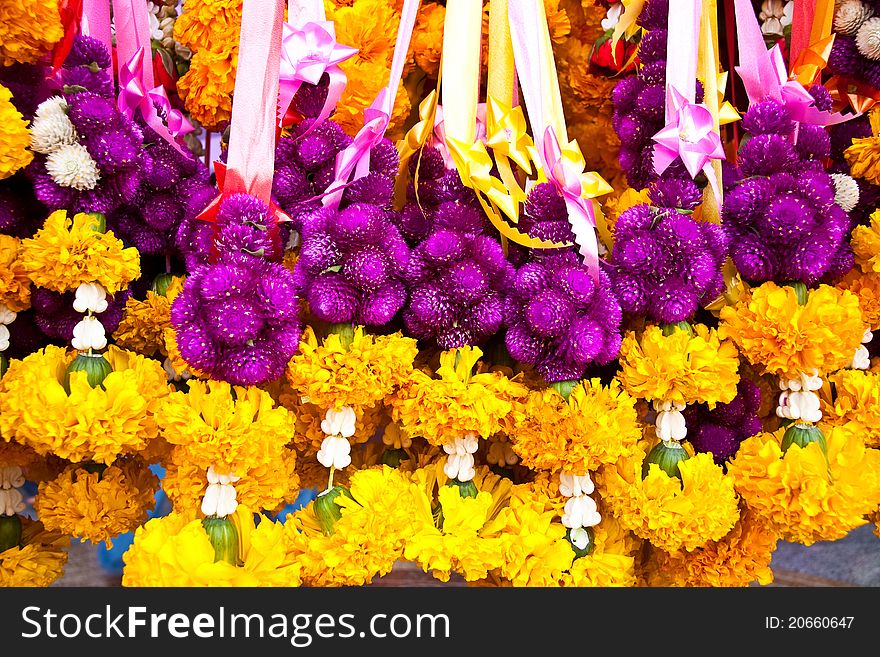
151,273,176,297
201,516,240,566
446,479,478,499
64,353,113,393
380,447,410,468
783,281,809,306
84,212,106,233
314,485,354,536
0,514,22,553
329,323,355,350
661,321,694,337
566,526,595,559
642,441,690,480
0,354,7,379
550,379,579,401
781,423,827,456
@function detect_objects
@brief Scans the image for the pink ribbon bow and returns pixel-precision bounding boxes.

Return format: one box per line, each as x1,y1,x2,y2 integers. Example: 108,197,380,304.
652,87,725,199
540,126,601,282
429,103,488,168
278,20,357,134
117,48,194,154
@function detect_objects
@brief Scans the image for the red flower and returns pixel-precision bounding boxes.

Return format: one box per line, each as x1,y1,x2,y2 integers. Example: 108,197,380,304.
590,38,639,75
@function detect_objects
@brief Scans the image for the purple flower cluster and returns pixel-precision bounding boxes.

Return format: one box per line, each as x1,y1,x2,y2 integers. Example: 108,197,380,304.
828,24,880,90
30,286,129,341
504,251,621,382
171,254,302,386
683,379,763,465
62,35,114,98
608,179,727,323
723,98,853,285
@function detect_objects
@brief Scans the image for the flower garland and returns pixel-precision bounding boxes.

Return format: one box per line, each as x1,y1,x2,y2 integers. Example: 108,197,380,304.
0,0,63,66
0,517,69,587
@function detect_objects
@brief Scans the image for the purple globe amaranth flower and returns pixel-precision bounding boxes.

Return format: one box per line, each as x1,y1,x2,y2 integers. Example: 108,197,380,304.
403,229,513,349
610,204,726,323
171,258,302,386
648,177,703,211
636,30,667,65
296,199,410,327
0,63,45,118
62,67,114,98
31,286,130,341
828,35,861,78
738,134,799,177
741,100,795,136
4,309,55,359
504,251,621,383
65,35,112,70
684,379,762,465
639,0,669,30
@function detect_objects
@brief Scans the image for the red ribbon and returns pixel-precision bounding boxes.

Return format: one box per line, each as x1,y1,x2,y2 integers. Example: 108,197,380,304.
788,0,816,71
50,0,85,75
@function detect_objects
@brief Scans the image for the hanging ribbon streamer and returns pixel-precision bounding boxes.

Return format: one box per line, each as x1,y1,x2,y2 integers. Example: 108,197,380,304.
51,0,85,75
507,0,613,280
651,0,725,201
734,0,849,127
278,0,357,135
322,0,421,209
196,0,290,260
789,0,835,86
79,0,111,70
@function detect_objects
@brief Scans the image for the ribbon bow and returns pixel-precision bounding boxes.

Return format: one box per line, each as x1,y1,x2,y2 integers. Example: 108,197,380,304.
278,20,357,133
652,87,725,198
117,48,194,154
539,127,613,282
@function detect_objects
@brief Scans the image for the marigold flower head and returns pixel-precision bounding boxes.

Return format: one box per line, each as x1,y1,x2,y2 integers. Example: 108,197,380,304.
727,425,880,545
112,278,185,357
511,379,641,473
389,346,529,446
0,345,171,464
0,84,33,179
0,0,64,66
122,505,302,586
20,210,140,294
821,369,880,448
176,50,237,131
0,518,69,587
35,459,159,547
411,2,445,77
286,465,421,586
851,210,880,274
0,234,31,312
558,513,640,587
285,325,417,411
597,445,741,553
156,380,295,477
618,324,740,407
835,268,880,329
845,135,880,186
719,282,865,379
332,59,411,138
643,509,779,587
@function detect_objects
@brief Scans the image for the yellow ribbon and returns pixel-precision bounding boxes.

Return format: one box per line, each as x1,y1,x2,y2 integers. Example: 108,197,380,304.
697,0,723,224
790,0,836,85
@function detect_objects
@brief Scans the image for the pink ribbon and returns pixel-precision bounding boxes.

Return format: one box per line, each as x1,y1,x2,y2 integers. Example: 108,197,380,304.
429,103,488,168
80,0,112,76
278,20,357,133
734,0,848,128
539,127,600,281
322,0,421,209
652,87,725,199
118,48,194,141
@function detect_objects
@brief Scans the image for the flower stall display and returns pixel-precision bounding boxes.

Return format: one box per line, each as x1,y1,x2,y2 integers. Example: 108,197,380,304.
0,0,878,590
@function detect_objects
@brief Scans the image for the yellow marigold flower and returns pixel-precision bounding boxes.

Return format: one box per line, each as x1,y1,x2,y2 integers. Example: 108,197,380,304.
851,210,880,274
285,325,417,411
122,505,302,586
727,425,880,545
20,210,140,294
0,345,170,464
597,445,740,553
177,50,237,131
0,85,33,179
821,369,880,448
559,514,640,587
332,59,412,138
162,446,299,515
845,135,880,186
411,2,444,77
389,346,529,446
618,324,740,407
112,278,185,356
0,0,63,66
511,378,641,473
403,466,510,583
544,0,572,43
0,518,69,587
0,234,31,312
603,188,650,229
836,268,880,329
156,380,295,476
35,459,159,547
286,466,420,586
174,0,241,51
644,509,778,587
718,282,865,379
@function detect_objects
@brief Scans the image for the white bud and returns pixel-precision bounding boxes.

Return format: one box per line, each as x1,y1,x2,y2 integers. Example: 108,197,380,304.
321,406,357,438
0,324,9,352
0,304,16,325
71,316,107,351
0,488,25,516
562,494,601,529
73,282,109,314
317,435,352,470
656,409,687,441
569,526,591,551
852,344,871,370
559,472,594,498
